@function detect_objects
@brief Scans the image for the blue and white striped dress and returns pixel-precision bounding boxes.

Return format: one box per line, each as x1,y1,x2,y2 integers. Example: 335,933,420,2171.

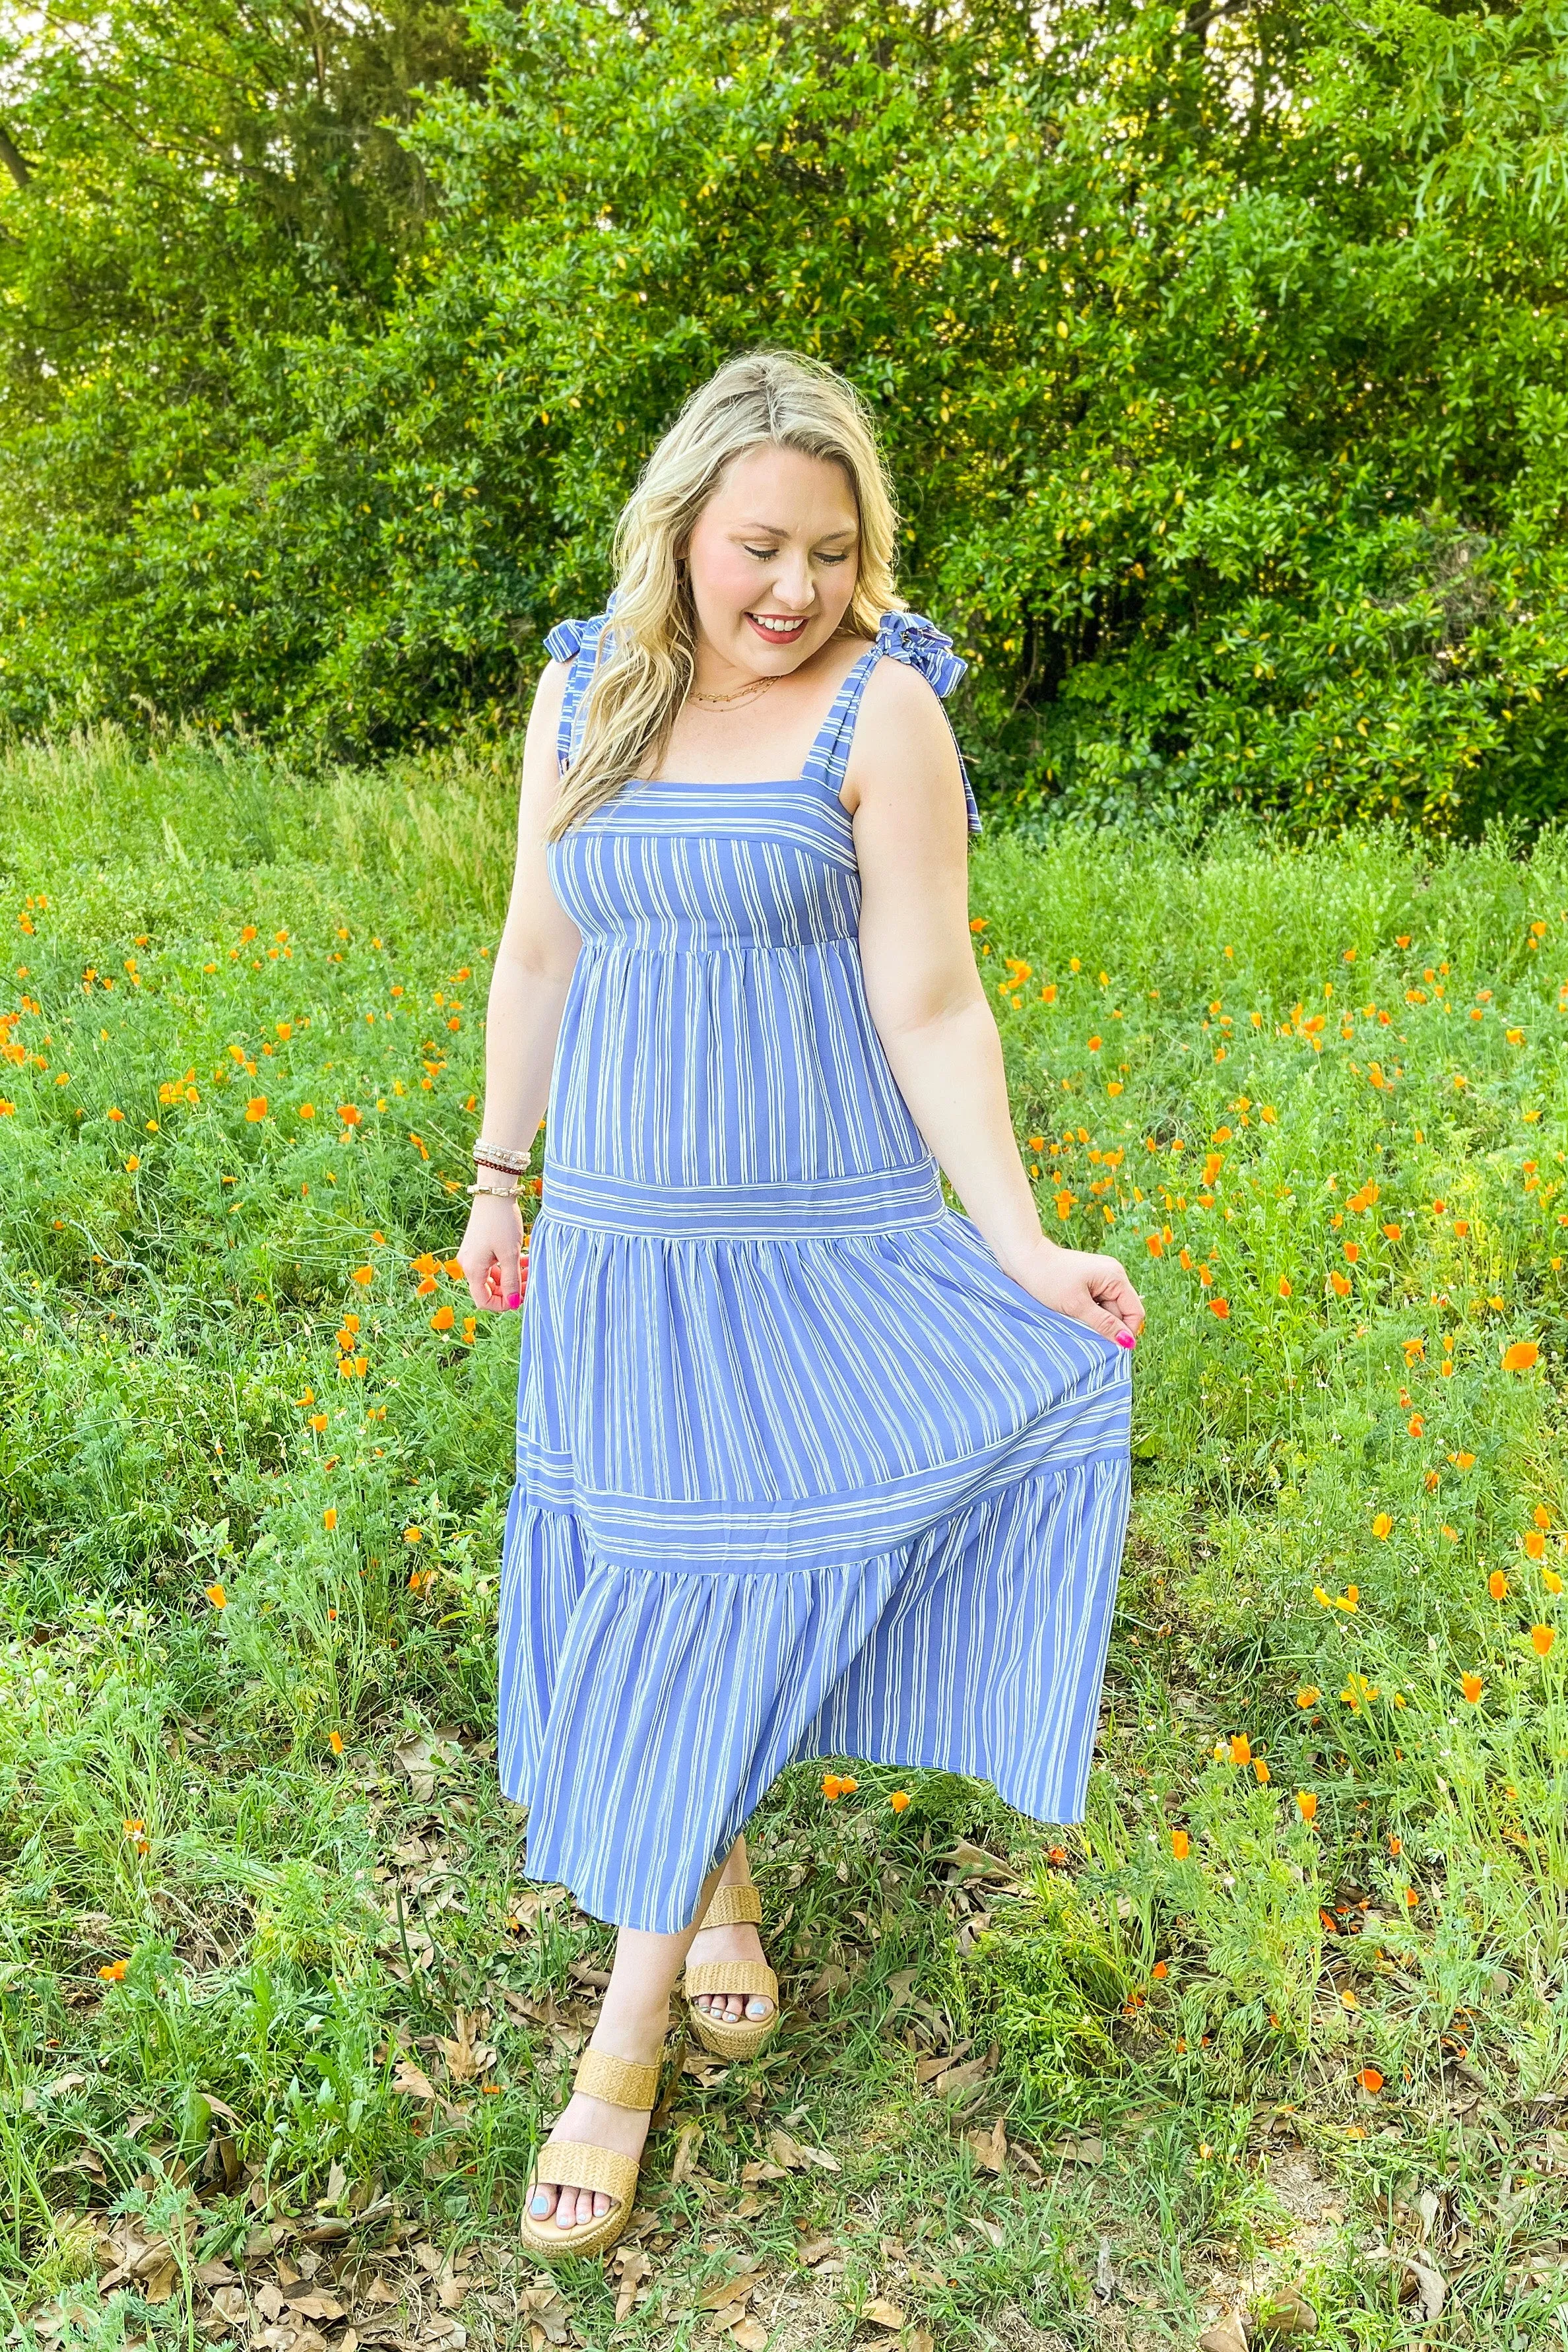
498,608,1132,1933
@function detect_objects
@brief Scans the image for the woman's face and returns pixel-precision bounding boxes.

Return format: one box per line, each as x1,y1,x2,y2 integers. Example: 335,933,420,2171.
682,443,861,677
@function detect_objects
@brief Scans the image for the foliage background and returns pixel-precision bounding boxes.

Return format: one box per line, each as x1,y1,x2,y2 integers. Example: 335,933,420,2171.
3,0,1568,833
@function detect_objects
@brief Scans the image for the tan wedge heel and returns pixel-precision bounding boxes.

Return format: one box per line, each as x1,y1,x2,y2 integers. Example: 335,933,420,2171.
682,1879,780,2060
519,2046,663,2262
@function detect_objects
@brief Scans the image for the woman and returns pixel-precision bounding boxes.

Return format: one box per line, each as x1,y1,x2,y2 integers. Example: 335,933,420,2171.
459,348,1143,2256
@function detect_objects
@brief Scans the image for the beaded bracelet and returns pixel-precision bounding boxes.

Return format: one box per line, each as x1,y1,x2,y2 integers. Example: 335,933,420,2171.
468,1180,521,1200
473,1140,530,1173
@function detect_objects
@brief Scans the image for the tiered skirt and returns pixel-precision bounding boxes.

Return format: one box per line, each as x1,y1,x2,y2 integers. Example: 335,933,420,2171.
498,1157,1132,1933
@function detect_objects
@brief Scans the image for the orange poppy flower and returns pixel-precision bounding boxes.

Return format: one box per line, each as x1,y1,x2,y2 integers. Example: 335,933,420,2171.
245,1097,267,1123
1297,1687,1321,1709
1296,1791,1318,1823
1357,2068,1384,2095
1372,1513,1392,1540
1171,1829,1191,1860
1278,1276,1292,1299
1489,1569,1509,1600
1229,1734,1252,1765
1531,1625,1556,1657
204,1583,226,1610
430,1303,455,1332
1502,1340,1540,1371
1460,1672,1484,1703
329,1730,344,1755
889,1790,911,1812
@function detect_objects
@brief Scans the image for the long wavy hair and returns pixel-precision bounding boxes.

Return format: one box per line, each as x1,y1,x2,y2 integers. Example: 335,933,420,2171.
543,349,904,840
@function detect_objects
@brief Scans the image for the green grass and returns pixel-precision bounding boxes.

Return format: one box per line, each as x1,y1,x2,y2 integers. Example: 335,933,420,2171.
2,719,1567,2350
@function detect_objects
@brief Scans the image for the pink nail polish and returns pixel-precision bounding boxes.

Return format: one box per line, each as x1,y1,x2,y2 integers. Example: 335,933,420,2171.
506,1291,522,1309
1115,1330,1135,1350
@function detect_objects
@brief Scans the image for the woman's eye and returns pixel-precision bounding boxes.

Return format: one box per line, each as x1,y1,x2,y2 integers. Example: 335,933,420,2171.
815,552,850,566
744,546,778,560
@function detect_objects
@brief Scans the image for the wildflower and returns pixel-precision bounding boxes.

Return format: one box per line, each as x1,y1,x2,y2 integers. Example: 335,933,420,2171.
1260,1105,1277,1123
822,1775,843,1800
1405,1887,1419,1908
1357,2068,1384,2095
889,1790,911,1812
1388,1835,1402,1856
204,1583,226,1610
1171,1829,1191,1860
1296,1791,1318,1823
1502,1340,1540,1371
1146,1233,1164,1257
1407,1414,1423,1437
1535,1505,1553,1529
1531,1625,1557,1658
1297,1687,1321,1709
125,1154,141,1171
1278,1277,1291,1299
1460,1672,1484,1703
323,1508,338,1530
329,1731,344,1755
404,1526,422,1544
1047,1845,1069,1865
430,1303,455,1332
310,1412,327,1433
462,1317,477,1343
98,1960,128,1982
1442,1524,1458,1542
1336,1586,1359,1612
1151,1960,1168,1980
352,1265,374,1286
299,1103,315,1119
338,1103,362,1126
1344,1241,1360,1263
245,1097,267,1123
1489,1570,1509,1600
1340,1986,1359,2009
1372,1513,1392,1540
839,1776,858,1793
1546,1569,1565,1596
1330,1270,1352,1295
1254,1757,1271,1784
1453,1451,1476,1470
1229,1734,1252,1765
1208,1297,1230,1319
108,1106,125,1122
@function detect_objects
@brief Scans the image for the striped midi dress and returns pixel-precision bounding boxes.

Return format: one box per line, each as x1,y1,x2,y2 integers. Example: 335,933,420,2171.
498,607,1132,1934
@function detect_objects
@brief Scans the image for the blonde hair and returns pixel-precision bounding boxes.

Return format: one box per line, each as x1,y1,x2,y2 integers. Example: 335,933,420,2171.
543,348,904,839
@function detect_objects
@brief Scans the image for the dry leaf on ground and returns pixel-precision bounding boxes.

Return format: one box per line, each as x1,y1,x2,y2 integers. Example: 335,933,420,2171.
965,2118,1007,2172
1250,2282,1318,2336
861,2298,905,2328
1198,2313,1249,2352
392,2059,437,2101
670,2122,705,2184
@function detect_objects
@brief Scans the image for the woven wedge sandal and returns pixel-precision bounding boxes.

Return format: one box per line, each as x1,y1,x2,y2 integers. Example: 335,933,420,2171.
519,2045,662,2262
682,1879,781,2060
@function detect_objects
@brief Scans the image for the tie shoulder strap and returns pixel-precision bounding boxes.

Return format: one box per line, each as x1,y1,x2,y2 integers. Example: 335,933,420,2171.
863,610,982,835
544,607,616,770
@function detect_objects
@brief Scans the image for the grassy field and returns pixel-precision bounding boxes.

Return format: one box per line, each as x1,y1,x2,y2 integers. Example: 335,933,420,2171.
1,722,1566,2352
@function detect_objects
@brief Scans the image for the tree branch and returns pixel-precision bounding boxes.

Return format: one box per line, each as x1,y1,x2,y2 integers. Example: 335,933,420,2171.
0,122,32,191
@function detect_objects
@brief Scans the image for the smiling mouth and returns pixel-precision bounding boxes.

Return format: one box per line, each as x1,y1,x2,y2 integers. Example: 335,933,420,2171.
746,612,810,640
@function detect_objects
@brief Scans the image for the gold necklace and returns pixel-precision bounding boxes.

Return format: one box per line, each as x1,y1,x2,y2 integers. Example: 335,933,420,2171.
689,673,779,709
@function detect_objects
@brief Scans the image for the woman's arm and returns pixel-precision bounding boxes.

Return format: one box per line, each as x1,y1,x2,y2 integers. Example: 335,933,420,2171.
457,659,584,1313
848,661,1144,1346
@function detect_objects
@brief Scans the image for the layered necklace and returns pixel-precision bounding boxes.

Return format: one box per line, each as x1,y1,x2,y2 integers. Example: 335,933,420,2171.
687,671,779,712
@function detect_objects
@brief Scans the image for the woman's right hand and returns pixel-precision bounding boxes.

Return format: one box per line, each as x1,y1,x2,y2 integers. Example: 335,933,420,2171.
459,1194,528,1311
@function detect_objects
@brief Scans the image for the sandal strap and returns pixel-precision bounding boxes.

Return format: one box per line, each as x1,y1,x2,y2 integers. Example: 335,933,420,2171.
575,2048,662,2109
700,1882,762,1930
528,2140,639,2205
684,1960,777,2002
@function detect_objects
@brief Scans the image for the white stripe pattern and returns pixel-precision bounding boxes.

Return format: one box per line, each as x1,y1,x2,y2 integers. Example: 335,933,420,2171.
498,610,1133,1932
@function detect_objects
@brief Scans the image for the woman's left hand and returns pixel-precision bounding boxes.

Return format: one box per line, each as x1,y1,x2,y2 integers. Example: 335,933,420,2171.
1002,1235,1145,1348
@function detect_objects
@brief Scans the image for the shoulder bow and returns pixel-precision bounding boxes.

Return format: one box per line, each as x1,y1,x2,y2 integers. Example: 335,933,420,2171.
542,617,585,664
876,610,967,701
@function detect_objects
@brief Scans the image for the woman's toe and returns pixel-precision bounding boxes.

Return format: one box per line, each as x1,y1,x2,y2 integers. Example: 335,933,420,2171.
529,2180,560,2223
746,1995,772,2018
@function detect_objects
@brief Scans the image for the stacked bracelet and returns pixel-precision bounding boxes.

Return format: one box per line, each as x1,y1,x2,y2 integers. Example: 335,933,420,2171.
473,1138,531,1183
468,1180,521,1200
